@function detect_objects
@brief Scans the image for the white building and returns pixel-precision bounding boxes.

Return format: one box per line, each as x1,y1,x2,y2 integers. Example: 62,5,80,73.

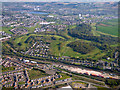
31,61,37,64
47,15,54,18
23,60,29,63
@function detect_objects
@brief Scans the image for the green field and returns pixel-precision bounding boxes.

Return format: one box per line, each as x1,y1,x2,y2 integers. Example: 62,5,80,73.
2,27,14,34
18,81,25,85
55,72,70,81
28,69,49,80
2,66,16,72
49,37,106,59
96,19,118,36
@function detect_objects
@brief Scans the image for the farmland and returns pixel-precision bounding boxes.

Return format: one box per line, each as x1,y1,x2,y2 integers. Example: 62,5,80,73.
96,19,118,36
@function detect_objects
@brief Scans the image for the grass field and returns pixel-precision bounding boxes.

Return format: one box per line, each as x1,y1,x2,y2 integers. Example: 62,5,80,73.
93,85,108,90
91,23,100,36
28,69,49,80
18,81,25,85
2,66,16,72
55,72,70,81
23,23,42,33
2,27,14,34
13,35,31,50
50,38,107,60
96,19,118,36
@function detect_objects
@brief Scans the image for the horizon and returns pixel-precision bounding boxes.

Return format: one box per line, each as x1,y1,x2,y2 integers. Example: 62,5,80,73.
1,0,119,2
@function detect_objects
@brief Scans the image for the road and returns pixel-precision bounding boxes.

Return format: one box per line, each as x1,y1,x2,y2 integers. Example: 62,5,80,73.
42,78,72,88
71,80,109,88
56,68,109,88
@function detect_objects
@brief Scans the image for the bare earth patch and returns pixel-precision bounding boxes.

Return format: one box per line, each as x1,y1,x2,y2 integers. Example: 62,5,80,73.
99,23,111,27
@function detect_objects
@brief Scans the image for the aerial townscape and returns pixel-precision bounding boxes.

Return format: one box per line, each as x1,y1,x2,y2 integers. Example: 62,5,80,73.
0,1,120,89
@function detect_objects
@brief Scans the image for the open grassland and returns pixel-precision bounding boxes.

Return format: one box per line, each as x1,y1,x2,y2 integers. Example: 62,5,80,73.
55,72,70,81
2,27,14,34
50,39,82,57
49,36,107,59
91,23,100,36
2,66,16,72
22,23,42,33
28,69,49,80
96,19,118,36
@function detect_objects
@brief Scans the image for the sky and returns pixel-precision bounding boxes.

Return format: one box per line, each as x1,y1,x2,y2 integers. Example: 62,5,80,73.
1,0,119,2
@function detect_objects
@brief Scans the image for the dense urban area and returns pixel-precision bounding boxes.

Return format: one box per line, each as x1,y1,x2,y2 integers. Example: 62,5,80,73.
0,2,120,89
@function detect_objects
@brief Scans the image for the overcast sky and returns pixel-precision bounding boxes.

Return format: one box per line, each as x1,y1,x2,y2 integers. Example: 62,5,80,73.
1,0,119,2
